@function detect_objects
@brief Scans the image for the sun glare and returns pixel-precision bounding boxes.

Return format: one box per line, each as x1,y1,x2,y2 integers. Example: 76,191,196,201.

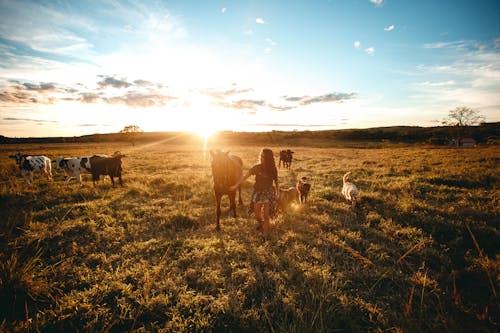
186,95,241,139
133,94,245,141
192,126,217,140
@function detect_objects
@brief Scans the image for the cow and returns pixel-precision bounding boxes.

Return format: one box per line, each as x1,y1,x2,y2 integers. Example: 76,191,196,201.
55,154,108,184
279,149,294,169
8,152,52,182
89,152,125,186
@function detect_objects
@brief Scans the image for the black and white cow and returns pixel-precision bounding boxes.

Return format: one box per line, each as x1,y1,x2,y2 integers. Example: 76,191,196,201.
55,154,108,183
9,153,52,182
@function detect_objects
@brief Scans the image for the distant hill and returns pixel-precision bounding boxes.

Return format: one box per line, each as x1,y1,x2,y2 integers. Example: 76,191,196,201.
1,123,498,147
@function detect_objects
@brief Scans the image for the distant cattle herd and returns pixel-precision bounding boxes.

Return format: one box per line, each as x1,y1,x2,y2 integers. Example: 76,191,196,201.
9,151,126,186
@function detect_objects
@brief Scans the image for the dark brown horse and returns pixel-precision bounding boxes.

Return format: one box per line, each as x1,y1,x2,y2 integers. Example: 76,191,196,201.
210,150,243,230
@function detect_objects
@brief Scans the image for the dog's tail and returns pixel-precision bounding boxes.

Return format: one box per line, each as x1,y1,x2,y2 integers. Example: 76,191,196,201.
343,172,351,184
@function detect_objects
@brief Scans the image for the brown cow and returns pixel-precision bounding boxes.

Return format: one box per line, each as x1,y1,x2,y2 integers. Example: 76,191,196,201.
279,149,294,168
89,152,125,186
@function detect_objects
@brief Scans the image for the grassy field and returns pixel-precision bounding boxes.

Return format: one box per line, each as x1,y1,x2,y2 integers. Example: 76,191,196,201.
0,141,498,332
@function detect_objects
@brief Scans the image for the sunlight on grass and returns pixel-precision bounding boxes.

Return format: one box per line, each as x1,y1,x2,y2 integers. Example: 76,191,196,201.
0,143,498,332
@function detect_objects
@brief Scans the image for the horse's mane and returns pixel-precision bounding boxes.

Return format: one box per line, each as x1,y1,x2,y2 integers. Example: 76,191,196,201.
210,150,243,191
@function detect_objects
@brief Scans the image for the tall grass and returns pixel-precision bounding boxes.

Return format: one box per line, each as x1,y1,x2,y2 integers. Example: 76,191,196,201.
0,142,498,332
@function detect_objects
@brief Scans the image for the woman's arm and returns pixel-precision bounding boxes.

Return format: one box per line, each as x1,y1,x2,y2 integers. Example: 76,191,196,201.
229,171,251,191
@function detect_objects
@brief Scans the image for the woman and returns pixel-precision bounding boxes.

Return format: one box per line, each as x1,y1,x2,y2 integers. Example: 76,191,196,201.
231,148,279,239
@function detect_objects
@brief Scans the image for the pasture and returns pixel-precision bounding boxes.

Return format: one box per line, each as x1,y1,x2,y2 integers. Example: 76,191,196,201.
0,141,498,332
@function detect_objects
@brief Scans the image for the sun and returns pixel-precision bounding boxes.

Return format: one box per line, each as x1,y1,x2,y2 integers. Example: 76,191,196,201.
185,95,241,139
188,108,221,140
186,107,224,158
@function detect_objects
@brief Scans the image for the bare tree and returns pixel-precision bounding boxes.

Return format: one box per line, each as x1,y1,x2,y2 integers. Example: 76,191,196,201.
442,106,485,127
442,106,485,145
119,125,143,146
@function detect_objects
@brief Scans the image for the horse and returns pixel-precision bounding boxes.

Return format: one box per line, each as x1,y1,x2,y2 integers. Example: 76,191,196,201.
210,150,243,230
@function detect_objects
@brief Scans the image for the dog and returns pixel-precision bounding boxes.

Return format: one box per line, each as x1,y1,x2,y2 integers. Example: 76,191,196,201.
277,186,299,212
341,172,358,208
296,177,311,204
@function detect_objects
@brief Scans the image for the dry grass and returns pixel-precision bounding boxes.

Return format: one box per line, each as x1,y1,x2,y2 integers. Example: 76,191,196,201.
0,141,498,332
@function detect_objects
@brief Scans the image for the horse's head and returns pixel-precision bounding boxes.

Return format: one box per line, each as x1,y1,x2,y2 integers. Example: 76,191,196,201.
210,150,242,192
210,150,230,176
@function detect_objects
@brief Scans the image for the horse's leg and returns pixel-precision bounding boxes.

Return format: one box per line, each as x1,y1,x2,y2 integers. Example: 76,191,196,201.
215,192,222,231
237,185,243,205
229,192,237,218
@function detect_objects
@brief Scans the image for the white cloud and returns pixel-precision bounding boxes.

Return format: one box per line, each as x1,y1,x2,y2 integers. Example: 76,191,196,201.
354,41,361,49
243,29,254,36
266,38,277,46
264,47,272,53
256,18,265,24
411,42,500,119
0,1,187,60
494,38,500,48
416,81,455,87
384,25,395,31
221,8,226,13
423,40,472,50
365,47,375,56
370,0,384,6
0,2,96,58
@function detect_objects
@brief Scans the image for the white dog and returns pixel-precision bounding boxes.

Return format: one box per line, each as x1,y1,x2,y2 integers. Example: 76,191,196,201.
277,186,299,212
341,172,358,208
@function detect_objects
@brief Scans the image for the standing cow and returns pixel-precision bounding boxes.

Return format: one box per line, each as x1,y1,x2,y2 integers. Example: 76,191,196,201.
9,153,52,182
279,149,294,169
89,152,126,186
55,154,108,183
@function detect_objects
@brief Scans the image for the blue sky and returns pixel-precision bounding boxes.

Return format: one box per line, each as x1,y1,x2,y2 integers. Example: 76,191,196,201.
0,0,499,137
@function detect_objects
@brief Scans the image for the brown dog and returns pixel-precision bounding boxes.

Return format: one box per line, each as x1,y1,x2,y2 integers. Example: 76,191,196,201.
277,186,299,211
296,177,311,204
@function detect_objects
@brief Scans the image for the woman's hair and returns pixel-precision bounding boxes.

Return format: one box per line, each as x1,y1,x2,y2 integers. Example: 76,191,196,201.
260,148,277,178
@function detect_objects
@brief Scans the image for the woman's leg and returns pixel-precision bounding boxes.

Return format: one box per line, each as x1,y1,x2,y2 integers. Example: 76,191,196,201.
254,202,263,223
262,202,270,238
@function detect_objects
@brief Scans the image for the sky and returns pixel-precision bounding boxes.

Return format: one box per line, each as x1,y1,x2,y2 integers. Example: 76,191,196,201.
0,0,499,138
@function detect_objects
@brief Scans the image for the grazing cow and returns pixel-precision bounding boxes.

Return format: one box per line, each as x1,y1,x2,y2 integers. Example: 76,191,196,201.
89,152,125,186
210,150,243,230
296,177,311,204
279,149,294,169
8,153,52,182
55,154,108,183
